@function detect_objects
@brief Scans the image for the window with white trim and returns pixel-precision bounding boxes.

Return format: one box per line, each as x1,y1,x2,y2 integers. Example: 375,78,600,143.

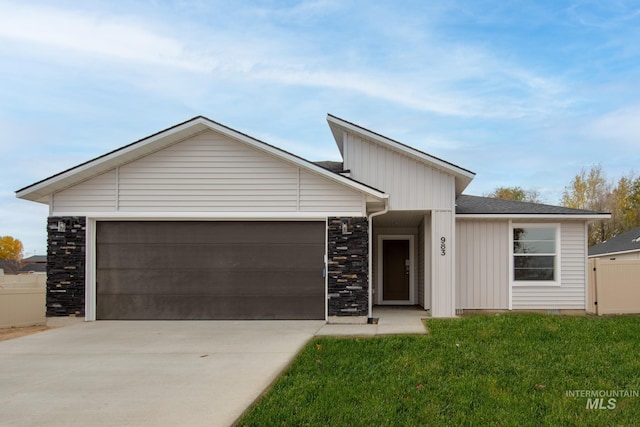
513,225,558,283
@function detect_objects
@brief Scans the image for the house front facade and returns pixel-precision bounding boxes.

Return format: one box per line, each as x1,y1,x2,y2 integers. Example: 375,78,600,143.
16,115,608,321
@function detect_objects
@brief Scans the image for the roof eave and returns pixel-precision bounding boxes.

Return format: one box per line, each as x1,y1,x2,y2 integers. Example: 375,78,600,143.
16,117,212,202
588,248,640,258
17,116,388,204
456,213,611,220
326,114,475,195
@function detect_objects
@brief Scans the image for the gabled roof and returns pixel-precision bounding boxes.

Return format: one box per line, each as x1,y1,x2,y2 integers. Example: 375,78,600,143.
456,194,610,219
22,255,47,263
589,226,640,257
16,116,387,204
326,114,475,195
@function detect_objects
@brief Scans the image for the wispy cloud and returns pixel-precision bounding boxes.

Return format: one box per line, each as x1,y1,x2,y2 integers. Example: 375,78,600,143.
0,2,210,71
566,1,640,29
0,1,570,120
587,106,640,147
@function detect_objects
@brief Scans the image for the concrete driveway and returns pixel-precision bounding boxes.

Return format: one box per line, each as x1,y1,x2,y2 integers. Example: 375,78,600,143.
0,319,324,427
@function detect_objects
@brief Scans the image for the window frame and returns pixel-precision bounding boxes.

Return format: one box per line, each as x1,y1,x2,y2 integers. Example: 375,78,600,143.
510,223,561,287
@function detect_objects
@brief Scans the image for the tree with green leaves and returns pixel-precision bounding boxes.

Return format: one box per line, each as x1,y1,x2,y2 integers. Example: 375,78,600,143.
486,186,541,203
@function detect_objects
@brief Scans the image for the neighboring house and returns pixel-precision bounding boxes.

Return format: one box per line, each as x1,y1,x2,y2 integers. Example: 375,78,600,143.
15,115,608,320
19,255,47,273
0,260,20,275
0,256,46,274
588,226,640,260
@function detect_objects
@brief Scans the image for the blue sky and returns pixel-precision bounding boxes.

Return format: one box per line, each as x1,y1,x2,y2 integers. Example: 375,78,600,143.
2,0,639,256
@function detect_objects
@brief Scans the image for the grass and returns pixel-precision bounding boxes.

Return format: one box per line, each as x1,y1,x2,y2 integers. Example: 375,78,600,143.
238,314,640,426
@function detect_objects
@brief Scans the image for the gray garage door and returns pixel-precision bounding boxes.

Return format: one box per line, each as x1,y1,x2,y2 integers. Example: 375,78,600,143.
96,221,325,320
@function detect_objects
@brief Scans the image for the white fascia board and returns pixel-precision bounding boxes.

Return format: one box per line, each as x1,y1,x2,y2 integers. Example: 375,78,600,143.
588,249,640,258
456,214,611,220
62,211,366,221
18,116,387,204
16,119,210,201
326,115,475,181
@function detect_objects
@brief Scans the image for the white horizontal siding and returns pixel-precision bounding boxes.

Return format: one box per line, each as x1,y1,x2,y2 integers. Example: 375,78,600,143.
456,220,509,309
51,130,365,215
52,169,116,213
117,131,297,212
512,221,587,310
299,171,364,213
343,133,454,210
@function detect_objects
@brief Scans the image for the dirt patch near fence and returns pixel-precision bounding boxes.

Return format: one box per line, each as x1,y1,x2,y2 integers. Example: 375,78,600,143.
0,325,50,341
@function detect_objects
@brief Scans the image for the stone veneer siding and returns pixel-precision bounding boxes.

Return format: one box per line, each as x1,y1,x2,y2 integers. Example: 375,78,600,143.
327,217,369,316
47,216,86,316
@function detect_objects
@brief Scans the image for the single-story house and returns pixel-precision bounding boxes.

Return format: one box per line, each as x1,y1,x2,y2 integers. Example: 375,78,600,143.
19,255,47,273
589,226,640,260
16,115,609,320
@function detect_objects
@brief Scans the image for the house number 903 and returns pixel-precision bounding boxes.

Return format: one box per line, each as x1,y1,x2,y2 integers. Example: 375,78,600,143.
440,237,446,256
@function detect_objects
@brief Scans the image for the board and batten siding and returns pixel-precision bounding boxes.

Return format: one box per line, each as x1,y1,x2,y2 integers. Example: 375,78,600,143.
456,220,509,309
431,210,455,317
512,221,588,310
419,215,432,310
51,130,365,215
342,133,455,210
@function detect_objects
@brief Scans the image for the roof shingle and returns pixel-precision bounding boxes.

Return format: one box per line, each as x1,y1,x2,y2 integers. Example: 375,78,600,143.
456,194,607,215
588,226,640,256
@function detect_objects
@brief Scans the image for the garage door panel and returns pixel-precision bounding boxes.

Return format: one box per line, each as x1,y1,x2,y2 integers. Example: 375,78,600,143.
97,221,323,245
98,269,323,295
97,243,322,270
96,221,326,320
97,294,325,320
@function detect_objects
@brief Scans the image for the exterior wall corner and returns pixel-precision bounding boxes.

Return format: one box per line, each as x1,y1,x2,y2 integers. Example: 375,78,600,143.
46,216,86,317
327,217,369,317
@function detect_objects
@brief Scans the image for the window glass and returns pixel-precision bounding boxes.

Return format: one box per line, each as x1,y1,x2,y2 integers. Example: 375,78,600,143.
513,227,556,281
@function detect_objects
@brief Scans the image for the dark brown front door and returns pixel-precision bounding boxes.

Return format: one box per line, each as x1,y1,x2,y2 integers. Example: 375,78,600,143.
382,239,410,301
96,221,325,320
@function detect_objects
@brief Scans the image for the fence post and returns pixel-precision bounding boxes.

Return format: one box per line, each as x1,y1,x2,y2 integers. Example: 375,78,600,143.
594,258,601,316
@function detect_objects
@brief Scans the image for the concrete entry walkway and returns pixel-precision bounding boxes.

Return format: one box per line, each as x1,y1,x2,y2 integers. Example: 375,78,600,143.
0,319,324,427
316,306,429,336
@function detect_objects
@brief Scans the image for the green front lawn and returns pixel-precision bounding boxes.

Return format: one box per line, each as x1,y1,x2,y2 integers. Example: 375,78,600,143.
238,314,640,426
